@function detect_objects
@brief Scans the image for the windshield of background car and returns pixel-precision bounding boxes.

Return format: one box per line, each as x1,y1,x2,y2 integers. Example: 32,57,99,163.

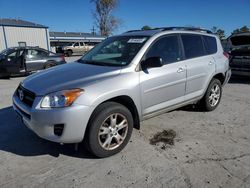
79,36,149,66
230,35,250,46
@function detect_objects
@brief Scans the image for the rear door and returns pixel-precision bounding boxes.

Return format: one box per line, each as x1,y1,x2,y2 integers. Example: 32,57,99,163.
140,34,186,115
25,49,48,71
181,34,216,100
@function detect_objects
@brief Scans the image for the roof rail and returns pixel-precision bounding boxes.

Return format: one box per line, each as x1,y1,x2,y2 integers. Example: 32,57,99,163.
125,27,212,34
125,29,145,33
161,27,212,34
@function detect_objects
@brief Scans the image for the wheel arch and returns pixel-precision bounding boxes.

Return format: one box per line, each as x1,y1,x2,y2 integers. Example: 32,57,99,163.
84,95,140,142
213,73,225,85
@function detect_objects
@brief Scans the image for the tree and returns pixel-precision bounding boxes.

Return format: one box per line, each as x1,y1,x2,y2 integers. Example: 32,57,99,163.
91,0,120,36
232,28,240,35
141,25,152,30
216,29,225,40
211,26,218,34
240,25,249,33
211,26,225,40
232,26,249,34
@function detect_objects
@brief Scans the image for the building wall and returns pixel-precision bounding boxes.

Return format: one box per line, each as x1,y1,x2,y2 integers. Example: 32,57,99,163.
0,26,50,51
0,26,7,51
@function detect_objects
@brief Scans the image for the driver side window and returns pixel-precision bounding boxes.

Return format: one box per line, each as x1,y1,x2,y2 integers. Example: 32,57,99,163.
145,35,182,65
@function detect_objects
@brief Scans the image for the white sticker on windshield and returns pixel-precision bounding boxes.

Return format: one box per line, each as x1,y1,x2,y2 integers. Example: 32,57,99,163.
127,38,147,43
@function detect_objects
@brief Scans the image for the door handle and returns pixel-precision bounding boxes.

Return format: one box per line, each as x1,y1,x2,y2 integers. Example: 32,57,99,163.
209,61,214,65
177,67,184,73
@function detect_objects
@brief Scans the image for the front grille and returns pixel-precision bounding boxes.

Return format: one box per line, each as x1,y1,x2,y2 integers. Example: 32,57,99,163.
16,85,36,107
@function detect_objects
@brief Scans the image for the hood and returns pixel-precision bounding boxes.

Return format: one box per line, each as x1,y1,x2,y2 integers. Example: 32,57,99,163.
22,62,121,95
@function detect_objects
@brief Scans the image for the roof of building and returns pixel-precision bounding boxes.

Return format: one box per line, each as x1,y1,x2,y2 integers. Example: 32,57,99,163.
0,18,48,28
49,31,105,39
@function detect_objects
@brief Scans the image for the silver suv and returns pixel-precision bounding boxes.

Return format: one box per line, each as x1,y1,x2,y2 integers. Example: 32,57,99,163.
13,27,231,157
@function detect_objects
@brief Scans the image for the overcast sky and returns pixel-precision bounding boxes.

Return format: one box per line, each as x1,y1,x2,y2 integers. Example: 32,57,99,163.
0,0,249,36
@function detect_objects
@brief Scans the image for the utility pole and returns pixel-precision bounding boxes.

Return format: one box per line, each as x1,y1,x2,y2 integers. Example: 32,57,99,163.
91,26,96,36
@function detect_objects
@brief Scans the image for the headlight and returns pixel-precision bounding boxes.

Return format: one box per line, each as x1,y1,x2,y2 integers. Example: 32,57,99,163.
41,89,84,108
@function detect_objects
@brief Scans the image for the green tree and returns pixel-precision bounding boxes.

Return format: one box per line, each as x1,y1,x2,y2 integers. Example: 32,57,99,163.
211,26,225,39
232,26,249,35
211,26,218,34
141,25,152,30
240,25,249,33
91,0,121,36
216,29,225,39
232,28,241,35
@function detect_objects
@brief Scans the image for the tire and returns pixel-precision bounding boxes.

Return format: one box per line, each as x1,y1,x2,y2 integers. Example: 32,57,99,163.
85,102,133,158
44,62,56,69
199,78,222,111
67,50,73,57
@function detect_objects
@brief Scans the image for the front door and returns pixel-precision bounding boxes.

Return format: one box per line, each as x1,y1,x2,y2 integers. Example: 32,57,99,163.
140,34,186,115
25,49,48,71
2,49,25,74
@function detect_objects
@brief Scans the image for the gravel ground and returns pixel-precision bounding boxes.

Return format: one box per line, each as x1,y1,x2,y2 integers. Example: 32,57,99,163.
0,72,250,188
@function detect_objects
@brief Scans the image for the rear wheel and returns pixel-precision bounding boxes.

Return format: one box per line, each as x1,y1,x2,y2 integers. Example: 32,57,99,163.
67,50,73,57
199,78,222,111
85,102,133,158
44,62,56,69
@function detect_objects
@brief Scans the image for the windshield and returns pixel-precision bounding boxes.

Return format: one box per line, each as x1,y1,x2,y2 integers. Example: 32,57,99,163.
79,36,148,66
231,35,250,46
0,49,15,56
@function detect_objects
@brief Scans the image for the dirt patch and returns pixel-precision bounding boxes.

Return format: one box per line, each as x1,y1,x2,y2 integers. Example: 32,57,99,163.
150,129,177,146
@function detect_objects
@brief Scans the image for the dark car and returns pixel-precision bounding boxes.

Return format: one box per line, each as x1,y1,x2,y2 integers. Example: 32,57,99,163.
0,47,66,78
228,32,250,76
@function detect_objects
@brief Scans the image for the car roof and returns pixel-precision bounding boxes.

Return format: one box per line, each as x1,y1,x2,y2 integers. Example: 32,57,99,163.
121,27,213,37
5,46,47,51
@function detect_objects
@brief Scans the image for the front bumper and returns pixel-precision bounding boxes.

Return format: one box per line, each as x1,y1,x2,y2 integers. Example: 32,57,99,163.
231,68,250,77
13,93,94,143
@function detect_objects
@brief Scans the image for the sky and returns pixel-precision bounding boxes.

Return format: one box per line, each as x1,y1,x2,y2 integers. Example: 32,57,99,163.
0,0,249,37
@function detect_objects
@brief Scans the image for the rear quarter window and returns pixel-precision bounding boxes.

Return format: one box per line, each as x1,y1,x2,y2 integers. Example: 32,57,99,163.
203,36,217,54
181,34,205,59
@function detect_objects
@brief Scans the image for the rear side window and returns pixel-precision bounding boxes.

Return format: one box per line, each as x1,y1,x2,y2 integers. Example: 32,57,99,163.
181,34,205,59
203,36,217,54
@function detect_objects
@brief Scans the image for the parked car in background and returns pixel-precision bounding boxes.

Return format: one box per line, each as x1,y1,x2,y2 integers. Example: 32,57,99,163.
0,47,66,78
13,27,231,158
228,32,250,76
62,42,95,56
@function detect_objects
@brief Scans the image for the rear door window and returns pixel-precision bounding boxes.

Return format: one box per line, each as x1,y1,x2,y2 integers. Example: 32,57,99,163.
203,36,217,54
181,34,205,59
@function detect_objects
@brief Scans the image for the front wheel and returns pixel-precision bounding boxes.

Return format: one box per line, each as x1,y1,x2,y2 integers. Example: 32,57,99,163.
199,78,222,111
85,102,133,158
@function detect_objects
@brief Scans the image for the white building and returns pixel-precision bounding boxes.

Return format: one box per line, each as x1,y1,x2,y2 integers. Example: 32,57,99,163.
0,18,50,52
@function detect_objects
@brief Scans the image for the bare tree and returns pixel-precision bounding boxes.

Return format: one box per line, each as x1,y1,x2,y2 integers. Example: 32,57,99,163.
91,0,120,36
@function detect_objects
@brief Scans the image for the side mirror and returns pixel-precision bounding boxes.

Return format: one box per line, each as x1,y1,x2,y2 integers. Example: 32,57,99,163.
0,55,6,61
141,57,163,69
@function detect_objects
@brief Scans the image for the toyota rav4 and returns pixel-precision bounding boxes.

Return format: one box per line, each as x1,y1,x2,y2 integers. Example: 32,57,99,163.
13,27,231,157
